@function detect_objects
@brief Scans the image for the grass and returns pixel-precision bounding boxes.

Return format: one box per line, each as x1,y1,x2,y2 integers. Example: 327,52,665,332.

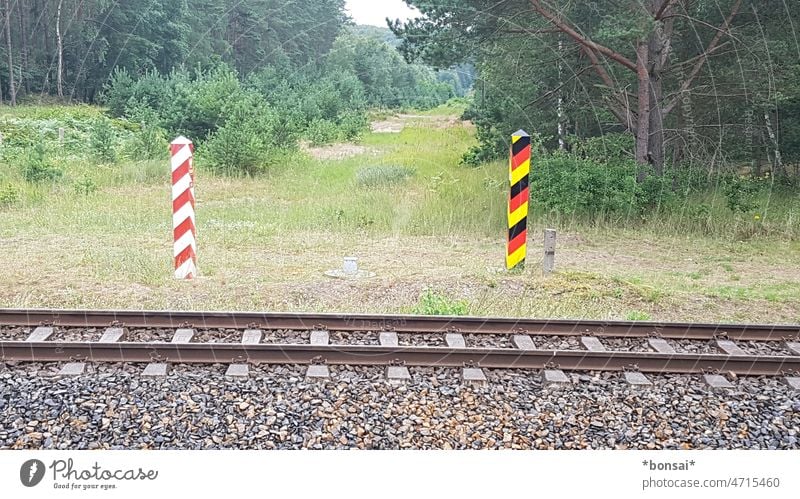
0,103,798,324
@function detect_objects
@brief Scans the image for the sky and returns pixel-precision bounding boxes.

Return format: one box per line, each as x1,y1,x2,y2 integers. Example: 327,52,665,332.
345,0,420,27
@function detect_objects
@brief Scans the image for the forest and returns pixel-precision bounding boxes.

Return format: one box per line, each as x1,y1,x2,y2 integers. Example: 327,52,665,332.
393,0,800,176
0,0,798,231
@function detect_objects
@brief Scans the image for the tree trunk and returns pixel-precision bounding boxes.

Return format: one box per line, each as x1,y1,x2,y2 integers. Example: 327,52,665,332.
557,39,566,150
18,0,28,94
635,42,651,174
56,0,63,98
4,0,15,105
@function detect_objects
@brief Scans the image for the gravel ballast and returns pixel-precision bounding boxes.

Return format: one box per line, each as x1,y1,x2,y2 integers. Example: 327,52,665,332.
1,364,797,450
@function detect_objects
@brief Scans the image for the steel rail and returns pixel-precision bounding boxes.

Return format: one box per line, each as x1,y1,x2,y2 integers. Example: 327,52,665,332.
1,342,799,375
0,308,798,340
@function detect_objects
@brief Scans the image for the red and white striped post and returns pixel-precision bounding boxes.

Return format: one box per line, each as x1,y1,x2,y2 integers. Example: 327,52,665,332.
171,136,197,279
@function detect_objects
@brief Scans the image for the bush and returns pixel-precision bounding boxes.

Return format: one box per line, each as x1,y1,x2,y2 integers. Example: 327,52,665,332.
723,175,760,213
128,123,169,161
338,112,369,140
0,184,20,207
356,165,415,187
73,177,98,195
22,143,63,183
530,154,673,219
412,290,469,316
202,96,285,175
90,119,117,163
304,118,340,146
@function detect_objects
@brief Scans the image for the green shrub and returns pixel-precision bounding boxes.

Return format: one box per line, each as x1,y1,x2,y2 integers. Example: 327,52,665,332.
22,143,63,183
305,119,340,146
0,184,20,207
90,119,117,163
202,96,285,175
723,175,760,213
338,112,369,140
73,177,98,195
128,124,168,161
356,165,415,187
530,154,674,219
412,290,469,316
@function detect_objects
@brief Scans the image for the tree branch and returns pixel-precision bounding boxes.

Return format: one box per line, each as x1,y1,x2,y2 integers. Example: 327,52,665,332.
581,46,635,131
662,0,742,115
523,66,590,109
654,0,678,21
528,0,637,72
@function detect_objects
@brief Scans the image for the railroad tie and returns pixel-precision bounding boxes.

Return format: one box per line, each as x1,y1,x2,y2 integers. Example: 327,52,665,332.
714,339,747,356
623,371,652,387
647,338,676,354
26,326,54,342
142,363,169,377
171,328,195,343
580,336,606,351
462,366,487,386
703,373,734,391
310,330,329,345
57,362,86,377
386,365,411,384
306,365,330,380
511,334,536,350
306,330,331,379
786,342,800,356
98,327,128,343
542,369,571,386
445,333,466,348
226,328,263,378
379,332,399,347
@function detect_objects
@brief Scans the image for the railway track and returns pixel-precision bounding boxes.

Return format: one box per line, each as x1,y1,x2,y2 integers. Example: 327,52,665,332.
1,308,799,386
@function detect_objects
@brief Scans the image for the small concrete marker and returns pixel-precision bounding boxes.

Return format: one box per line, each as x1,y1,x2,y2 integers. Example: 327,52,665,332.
581,336,606,351
647,337,676,354
714,339,747,356
786,342,800,356
511,334,536,350
445,333,466,348
783,377,800,391
26,326,54,342
99,327,127,343
58,362,86,377
386,365,411,383
624,371,652,386
542,369,571,385
379,332,399,347
171,328,195,343
142,363,169,377
225,364,250,378
462,367,487,385
306,364,330,379
242,329,263,344
310,330,329,345
703,373,734,390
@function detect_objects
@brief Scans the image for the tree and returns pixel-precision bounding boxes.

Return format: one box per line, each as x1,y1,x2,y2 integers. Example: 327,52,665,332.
393,0,757,176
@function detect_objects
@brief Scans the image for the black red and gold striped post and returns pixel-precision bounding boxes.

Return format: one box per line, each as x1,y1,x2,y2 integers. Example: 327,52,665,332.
507,129,531,270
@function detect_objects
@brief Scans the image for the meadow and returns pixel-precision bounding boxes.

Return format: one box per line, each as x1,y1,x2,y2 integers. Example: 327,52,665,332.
0,104,798,324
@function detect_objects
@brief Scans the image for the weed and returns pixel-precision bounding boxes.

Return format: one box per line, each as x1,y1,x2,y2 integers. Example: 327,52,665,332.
412,290,469,316
73,177,98,196
22,143,63,183
625,310,652,321
0,184,20,208
90,119,118,163
356,165,415,187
